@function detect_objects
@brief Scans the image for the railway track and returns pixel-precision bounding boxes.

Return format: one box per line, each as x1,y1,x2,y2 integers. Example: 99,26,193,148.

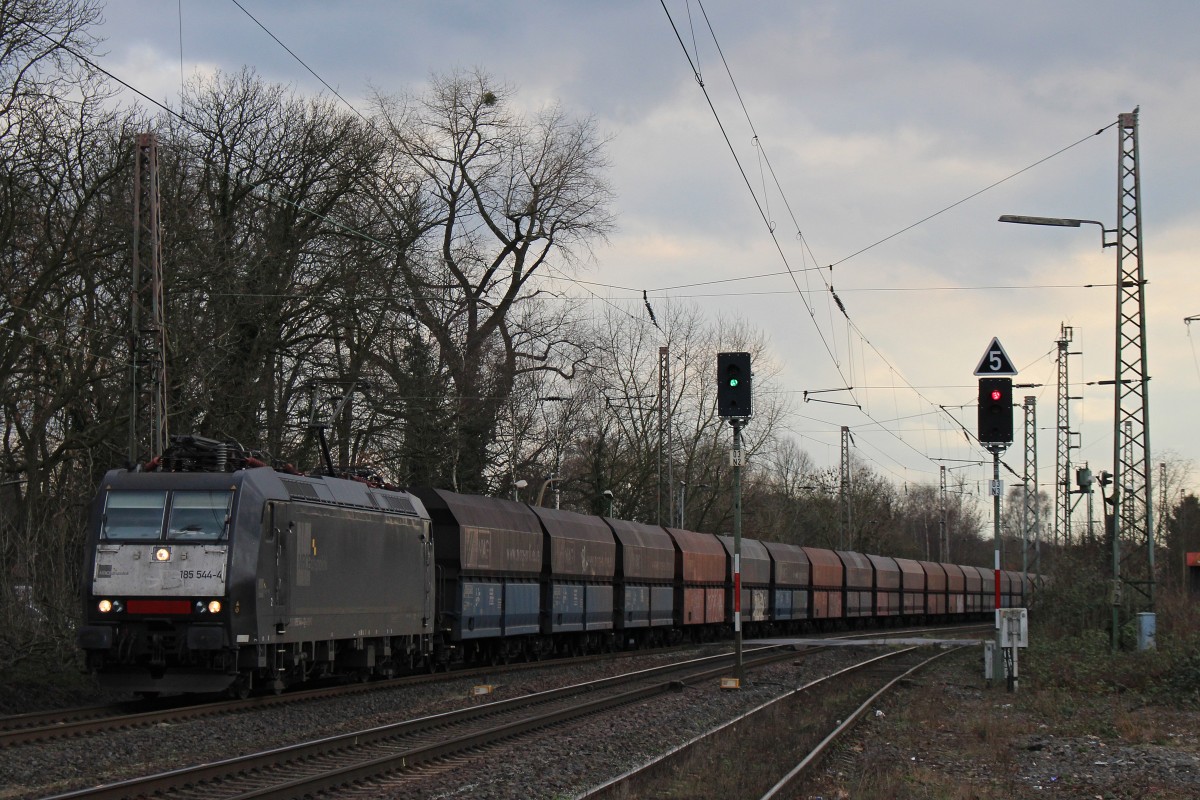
3,625,977,748
41,644,799,800
758,647,957,799
579,629,981,799
0,647,673,748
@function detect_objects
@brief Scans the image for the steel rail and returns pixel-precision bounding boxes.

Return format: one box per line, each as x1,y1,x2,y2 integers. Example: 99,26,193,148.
6,625,983,748
41,646,795,800
758,646,960,799
575,625,986,799
1,646,674,747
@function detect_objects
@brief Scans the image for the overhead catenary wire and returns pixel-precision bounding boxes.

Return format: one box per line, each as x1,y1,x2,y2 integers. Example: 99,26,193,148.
656,2,963,472
34,9,1102,490
659,0,1117,486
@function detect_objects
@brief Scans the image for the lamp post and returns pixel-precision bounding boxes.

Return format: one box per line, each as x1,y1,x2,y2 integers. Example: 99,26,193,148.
602,489,614,517
997,215,1114,239
513,479,527,502
999,110,1156,653
535,476,559,507
1000,212,1123,644
678,481,687,529
539,396,567,510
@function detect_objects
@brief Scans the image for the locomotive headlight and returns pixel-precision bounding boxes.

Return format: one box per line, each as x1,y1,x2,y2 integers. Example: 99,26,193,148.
154,547,171,562
207,600,222,614
98,599,112,613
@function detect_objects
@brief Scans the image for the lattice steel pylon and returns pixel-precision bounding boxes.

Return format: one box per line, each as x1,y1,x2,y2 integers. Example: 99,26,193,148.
129,132,169,464
839,426,852,550
658,345,671,526
939,465,948,562
1054,324,1073,546
1111,108,1155,617
1023,396,1040,577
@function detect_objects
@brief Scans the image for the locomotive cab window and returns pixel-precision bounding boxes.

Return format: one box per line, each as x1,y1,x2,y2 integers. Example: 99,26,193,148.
102,491,167,540
167,491,233,541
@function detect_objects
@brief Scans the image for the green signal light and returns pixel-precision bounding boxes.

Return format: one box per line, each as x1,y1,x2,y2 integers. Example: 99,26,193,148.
729,378,739,387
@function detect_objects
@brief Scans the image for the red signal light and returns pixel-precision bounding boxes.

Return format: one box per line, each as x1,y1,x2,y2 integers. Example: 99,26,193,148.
991,390,1002,401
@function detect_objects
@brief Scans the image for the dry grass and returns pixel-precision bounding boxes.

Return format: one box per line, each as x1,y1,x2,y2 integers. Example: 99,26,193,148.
803,639,1200,800
612,659,918,799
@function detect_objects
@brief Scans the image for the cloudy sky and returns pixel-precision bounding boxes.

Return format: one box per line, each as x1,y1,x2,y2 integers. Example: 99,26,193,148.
93,1,1200,510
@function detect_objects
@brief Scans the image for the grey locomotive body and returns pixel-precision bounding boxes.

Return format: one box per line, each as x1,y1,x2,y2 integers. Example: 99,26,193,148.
78,462,433,695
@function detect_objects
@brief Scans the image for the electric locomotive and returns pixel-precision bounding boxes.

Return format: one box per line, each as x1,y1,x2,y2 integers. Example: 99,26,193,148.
77,436,434,695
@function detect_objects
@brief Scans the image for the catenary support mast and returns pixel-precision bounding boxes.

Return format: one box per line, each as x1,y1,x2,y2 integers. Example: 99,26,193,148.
1111,108,1155,623
129,132,169,463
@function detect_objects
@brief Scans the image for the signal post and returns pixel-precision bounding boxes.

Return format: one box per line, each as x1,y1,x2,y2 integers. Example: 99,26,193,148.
717,352,751,684
975,337,1025,691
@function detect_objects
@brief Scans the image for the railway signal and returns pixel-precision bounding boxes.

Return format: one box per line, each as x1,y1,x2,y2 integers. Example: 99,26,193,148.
716,351,751,684
977,377,1014,445
974,337,1015,446
972,336,1025,690
716,352,752,418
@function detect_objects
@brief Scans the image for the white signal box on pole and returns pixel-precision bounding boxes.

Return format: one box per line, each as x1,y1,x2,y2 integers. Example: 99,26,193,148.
999,608,1028,648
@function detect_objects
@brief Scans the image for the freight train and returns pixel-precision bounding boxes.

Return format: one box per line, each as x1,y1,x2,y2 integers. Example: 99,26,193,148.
77,436,1031,696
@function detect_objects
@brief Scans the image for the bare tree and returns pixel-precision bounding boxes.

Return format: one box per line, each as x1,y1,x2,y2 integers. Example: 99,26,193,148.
368,69,615,491
157,69,383,454
539,302,792,531
0,0,102,144
0,0,133,671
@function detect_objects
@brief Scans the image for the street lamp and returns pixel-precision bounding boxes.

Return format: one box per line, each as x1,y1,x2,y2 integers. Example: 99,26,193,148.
539,396,567,510
535,475,559,507
513,479,527,502
602,489,614,517
999,168,1156,652
677,481,687,529
997,215,1116,247
677,482,710,530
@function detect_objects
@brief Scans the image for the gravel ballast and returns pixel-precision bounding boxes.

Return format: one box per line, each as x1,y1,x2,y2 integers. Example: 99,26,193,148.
6,644,1200,799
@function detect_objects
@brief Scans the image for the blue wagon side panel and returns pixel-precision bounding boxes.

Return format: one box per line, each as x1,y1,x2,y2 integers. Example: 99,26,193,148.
550,583,585,632
585,585,614,630
460,580,503,639
650,585,674,627
531,507,617,636
411,489,543,645
504,581,540,636
606,519,676,631
764,542,810,622
622,585,651,628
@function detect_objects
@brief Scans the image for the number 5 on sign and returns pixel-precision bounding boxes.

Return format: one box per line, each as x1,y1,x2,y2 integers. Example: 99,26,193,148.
974,337,1017,376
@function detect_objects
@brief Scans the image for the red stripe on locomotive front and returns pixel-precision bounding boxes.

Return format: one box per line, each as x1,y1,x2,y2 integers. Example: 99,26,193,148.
127,599,192,615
